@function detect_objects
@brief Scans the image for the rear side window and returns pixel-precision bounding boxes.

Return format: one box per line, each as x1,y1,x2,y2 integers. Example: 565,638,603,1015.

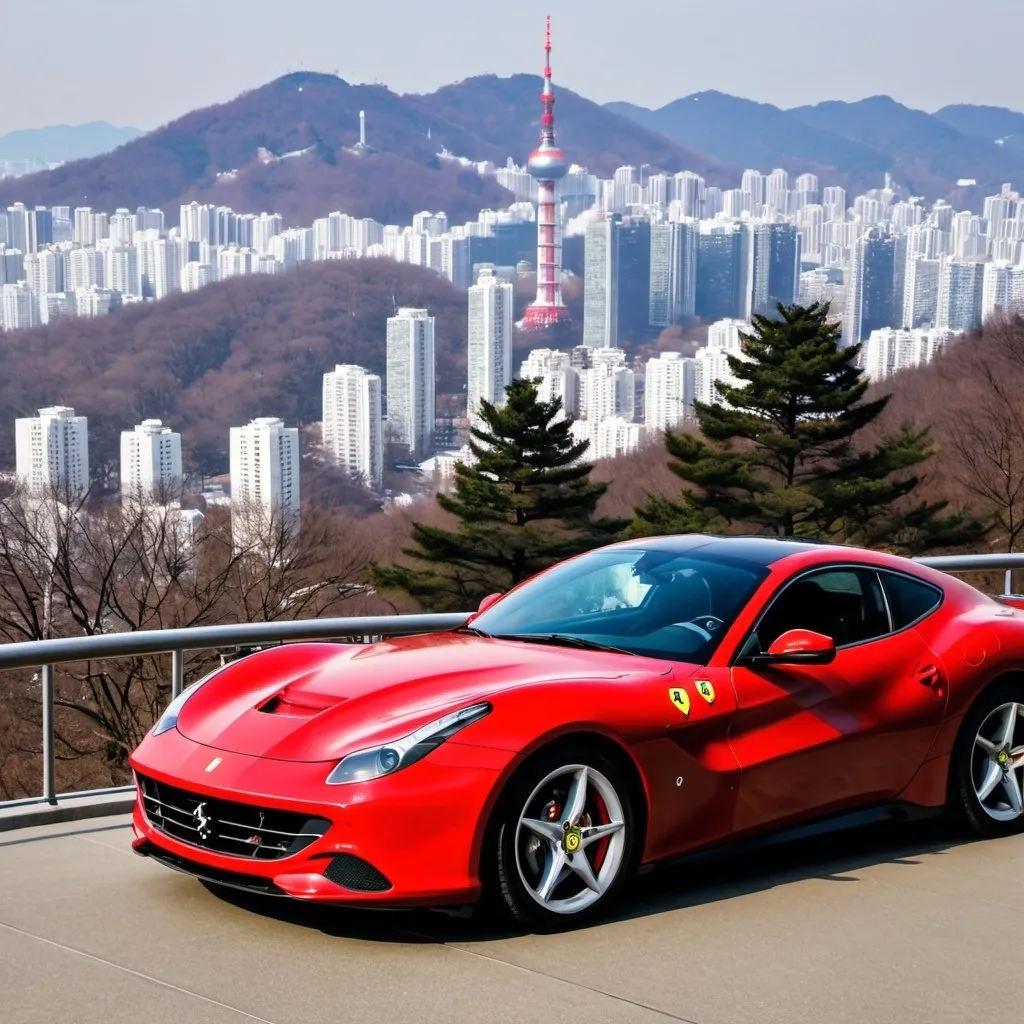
881,572,942,630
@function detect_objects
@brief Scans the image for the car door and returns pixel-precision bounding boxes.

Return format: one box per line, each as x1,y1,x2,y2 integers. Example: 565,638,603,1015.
727,566,948,834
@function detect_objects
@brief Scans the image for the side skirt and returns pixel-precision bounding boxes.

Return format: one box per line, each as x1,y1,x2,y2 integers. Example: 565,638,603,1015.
636,801,945,876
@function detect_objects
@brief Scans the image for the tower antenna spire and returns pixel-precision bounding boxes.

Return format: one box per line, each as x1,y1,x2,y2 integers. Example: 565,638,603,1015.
518,15,571,332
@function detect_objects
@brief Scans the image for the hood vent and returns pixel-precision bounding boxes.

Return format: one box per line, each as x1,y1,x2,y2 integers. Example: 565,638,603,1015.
257,689,344,717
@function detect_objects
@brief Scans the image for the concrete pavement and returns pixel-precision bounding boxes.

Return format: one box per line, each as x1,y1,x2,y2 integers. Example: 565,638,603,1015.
1,813,1021,1024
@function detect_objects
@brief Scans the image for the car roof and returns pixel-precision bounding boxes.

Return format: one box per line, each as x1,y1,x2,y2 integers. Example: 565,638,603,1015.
612,533,868,568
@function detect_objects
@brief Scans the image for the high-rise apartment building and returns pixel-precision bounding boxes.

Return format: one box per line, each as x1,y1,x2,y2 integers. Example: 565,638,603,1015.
750,223,800,317
229,417,300,551
67,248,104,291
322,364,383,489
15,405,90,498
765,169,789,212
982,261,1024,320
862,327,954,381
648,220,697,327
671,172,705,218
902,255,942,328
580,348,634,422
741,170,765,209
843,229,896,346
120,419,182,502
644,352,693,432
467,267,514,422
520,348,579,417
583,214,620,347
1,282,36,331
937,259,985,332
385,307,435,457
696,223,745,322
617,218,652,341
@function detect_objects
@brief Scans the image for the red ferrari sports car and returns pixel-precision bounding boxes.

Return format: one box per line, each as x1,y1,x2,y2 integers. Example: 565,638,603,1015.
129,535,1024,929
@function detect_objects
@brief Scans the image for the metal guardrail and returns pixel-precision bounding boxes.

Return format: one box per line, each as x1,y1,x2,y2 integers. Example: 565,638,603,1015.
916,552,1024,598
0,612,467,809
0,551,1022,816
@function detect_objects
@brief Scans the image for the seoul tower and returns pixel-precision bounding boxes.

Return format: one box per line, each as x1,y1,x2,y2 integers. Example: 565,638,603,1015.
518,15,571,331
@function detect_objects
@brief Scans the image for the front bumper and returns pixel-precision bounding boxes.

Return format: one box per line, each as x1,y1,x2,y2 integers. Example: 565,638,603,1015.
129,725,513,907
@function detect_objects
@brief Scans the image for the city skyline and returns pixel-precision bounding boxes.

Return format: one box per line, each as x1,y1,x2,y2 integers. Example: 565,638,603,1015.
1,0,1020,136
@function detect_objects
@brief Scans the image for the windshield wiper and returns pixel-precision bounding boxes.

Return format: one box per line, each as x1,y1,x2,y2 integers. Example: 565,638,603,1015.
453,626,492,638
488,633,635,656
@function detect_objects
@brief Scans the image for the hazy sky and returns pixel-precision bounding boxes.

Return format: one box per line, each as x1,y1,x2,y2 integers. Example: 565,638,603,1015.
2,0,1020,135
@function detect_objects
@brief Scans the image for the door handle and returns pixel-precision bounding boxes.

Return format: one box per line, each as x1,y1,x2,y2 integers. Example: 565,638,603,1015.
914,662,944,694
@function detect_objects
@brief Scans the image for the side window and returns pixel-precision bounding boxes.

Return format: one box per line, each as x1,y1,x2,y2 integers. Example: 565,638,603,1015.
754,568,890,650
880,572,942,630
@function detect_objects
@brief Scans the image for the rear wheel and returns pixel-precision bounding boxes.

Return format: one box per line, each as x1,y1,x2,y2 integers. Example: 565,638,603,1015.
493,747,636,931
950,682,1024,838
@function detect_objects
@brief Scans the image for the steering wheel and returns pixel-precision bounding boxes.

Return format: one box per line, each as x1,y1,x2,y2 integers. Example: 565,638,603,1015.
671,615,725,641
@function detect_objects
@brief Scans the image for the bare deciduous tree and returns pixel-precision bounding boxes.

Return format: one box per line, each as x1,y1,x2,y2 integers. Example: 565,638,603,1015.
937,344,1024,553
0,485,376,794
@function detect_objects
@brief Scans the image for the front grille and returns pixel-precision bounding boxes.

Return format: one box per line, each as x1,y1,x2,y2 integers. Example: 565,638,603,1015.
323,853,392,892
137,773,330,861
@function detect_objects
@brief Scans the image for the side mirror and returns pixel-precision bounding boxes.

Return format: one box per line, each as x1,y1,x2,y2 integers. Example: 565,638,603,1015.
476,592,503,615
749,628,836,666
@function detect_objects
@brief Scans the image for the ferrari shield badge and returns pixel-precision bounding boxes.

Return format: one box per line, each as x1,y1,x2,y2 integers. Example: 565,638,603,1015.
668,687,691,716
695,679,715,705
563,823,582,853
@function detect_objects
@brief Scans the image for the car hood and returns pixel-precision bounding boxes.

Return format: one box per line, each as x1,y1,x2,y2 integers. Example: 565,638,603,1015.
174,631,672,762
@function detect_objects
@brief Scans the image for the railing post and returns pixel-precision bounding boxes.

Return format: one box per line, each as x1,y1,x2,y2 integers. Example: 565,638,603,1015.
1005,568,1014,596
171,648,184,699
41,663,56,805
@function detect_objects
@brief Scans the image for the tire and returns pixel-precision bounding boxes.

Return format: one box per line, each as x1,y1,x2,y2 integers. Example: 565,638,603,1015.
491,745,637,932
949,680,1024,839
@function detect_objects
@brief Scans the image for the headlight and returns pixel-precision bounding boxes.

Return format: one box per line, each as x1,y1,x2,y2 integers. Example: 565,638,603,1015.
151,664,229,737
325,702,492,785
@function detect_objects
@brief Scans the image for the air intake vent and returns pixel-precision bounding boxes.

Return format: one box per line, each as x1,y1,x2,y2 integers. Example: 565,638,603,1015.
257,688,343,716
323,853,392,892
259,696,323,717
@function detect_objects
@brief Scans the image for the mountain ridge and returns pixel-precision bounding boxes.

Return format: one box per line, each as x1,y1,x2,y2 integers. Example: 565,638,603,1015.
608,91,1024,203
0,121,143,163
0,72,728,226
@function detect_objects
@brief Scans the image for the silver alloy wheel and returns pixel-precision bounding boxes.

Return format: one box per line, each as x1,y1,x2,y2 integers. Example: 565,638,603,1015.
972,702,1024,822
514,763,626,916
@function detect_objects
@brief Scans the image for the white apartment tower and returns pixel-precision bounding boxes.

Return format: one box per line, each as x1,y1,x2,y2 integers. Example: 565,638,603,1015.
229,417,300,552
386,307,435,456
1,282,37,331
583,215,619,347
520,348,579,417
15,405,90,498
120,419,182,503
322,364,383,490
467,267,514,423
644,352,693,432
580,348,635,422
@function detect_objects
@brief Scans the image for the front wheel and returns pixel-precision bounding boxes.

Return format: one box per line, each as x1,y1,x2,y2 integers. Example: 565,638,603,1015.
949,682,1024,838
493,747,637,931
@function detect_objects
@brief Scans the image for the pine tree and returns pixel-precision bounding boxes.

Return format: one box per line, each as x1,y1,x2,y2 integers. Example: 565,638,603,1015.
371,378,628,610
632,302,982,552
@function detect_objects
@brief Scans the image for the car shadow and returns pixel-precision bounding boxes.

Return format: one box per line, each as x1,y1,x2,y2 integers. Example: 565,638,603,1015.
201,814,966,943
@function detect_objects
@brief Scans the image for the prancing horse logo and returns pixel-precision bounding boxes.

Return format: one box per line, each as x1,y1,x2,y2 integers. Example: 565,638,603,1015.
193,801,213,841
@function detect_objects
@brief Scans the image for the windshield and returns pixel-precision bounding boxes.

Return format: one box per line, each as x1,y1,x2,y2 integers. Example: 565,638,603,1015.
470,546,768,664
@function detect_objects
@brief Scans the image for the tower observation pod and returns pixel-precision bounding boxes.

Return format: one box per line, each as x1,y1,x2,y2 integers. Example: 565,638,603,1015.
518,15,572,331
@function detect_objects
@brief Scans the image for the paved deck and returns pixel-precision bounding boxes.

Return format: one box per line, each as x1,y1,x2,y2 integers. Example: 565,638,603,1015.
1,813,1021,1024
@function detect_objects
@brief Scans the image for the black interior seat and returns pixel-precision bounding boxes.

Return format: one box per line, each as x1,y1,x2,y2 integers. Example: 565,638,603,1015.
758,579,852,647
